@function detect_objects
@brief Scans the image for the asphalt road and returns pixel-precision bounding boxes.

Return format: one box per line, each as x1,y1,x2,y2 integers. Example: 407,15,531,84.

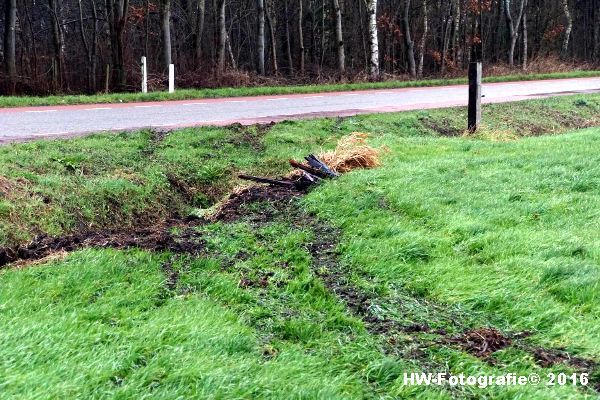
1,77,600,143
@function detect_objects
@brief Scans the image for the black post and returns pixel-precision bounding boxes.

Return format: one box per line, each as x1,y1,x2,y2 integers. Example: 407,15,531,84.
468,0,483,132
468,62,482,131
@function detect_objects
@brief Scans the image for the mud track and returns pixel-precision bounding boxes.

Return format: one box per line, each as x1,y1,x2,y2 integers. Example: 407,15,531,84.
300,207,599,390
1,182,598,391
0,185,302,269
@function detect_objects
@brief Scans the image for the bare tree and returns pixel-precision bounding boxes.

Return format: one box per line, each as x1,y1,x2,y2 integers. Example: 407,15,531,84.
48,0,65,89
594,6,600,62
504,0,527,67
159,0,172,70
522,2,527,70
440,3,451,74
257,0,266,74
1,0,598,95
402,0,416,78
284,0,294,74
366,0,379,79
3,0,17,92
266,0,278,74
107,0,129,90
77,0,91,90
298,0,305,74
332,0,345,76
451,0,460,62
417,0,428,78
194,0,206,64
217,0,226,73
560,0,572,59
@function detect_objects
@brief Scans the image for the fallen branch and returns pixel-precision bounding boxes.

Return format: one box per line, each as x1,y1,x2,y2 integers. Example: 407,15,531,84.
288,159,331,179
238,174,295,187
304,154,339,178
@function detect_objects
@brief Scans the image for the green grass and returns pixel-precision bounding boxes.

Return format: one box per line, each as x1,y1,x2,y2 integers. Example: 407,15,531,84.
2,92,600,247
2,93,600,398
1,70,599,108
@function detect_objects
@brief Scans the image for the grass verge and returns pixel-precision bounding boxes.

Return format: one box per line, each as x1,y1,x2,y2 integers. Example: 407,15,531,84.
2,93,600,247
1,93,600,398
1,70,599,108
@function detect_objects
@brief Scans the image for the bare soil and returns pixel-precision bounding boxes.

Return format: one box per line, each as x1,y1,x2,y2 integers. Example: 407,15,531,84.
0,180,597,389
0,222,206,268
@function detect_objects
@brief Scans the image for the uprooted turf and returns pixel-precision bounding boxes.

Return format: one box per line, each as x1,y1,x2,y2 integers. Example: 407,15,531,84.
2,94,600,398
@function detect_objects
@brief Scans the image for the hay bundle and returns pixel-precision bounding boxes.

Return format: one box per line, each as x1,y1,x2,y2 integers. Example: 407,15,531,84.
318,132,381,173
239,132,383,192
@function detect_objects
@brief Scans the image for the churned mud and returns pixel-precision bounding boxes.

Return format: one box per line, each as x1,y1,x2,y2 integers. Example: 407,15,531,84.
0,222,206,268
1,180,597,390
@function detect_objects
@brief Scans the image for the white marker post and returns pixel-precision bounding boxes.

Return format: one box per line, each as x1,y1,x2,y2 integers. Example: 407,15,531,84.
168,64,175,93
141,56,147,93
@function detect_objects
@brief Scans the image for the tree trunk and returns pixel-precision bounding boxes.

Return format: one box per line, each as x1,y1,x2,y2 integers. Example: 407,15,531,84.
49,0,65,90
266,1,278,75
560,0,572,59
451,0,460,62
257,0,266,74
504,0,526,67
522,2,527,70
298,0,305,74
594,6,600,62
107,0,129,91
441,8,451,74
217,0,227,73
194,0,206,65
284,0,294,74
332,0,345,76
91,0,98,91
3,0,17,92
402,0,416,78
160,0,172,71
417,0,428,79
366,0,379,79
23,0,38,82
77,0,93,91
226,33,236,69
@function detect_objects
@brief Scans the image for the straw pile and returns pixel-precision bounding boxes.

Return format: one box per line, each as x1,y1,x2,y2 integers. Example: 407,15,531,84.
317,132,381,173
238,131,383,195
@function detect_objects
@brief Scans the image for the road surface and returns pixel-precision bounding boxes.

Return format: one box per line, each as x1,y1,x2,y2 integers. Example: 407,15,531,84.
1,77,599,143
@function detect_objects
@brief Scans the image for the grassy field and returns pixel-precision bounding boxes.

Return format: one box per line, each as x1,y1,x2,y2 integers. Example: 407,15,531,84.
1,94,600,398
1,70,599,108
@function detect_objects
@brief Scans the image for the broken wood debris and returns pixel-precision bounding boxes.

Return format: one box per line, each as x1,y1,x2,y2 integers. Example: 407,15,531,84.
239,154,336,190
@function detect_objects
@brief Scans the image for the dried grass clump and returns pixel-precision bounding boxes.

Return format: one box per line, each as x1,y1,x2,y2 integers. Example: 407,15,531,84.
318,132,382,173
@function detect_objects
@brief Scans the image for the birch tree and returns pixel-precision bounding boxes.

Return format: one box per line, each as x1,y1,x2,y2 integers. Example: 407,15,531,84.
560,0,572,59
504,0,527,67
332,0,345,75
366,0,379,79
